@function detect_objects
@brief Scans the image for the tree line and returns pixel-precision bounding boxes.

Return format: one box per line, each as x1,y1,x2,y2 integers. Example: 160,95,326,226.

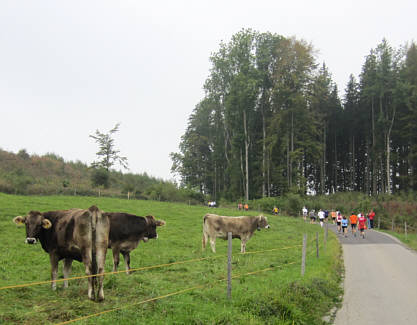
171,29,417,201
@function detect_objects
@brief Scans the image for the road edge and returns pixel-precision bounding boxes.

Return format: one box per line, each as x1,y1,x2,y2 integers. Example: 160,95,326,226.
373,229,417,254
322,234,345,324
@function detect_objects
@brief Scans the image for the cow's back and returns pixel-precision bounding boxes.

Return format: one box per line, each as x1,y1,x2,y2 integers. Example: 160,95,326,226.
105,212,147,244
204,214,256,238
39,209,84,260
41,208,109,262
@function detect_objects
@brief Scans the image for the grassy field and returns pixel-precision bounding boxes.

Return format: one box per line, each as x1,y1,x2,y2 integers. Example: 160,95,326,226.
378,229,417,251
0,193,342,324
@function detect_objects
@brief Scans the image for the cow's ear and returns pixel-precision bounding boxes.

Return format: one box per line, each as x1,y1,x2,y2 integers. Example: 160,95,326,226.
145,215,155,224
13,216,26,226
156,220,166,227
42,218,52,229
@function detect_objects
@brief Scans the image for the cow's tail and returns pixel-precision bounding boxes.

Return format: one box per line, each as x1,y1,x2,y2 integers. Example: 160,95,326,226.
89,205,99,289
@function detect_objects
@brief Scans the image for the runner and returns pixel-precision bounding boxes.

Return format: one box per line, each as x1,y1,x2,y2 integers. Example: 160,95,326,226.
368,209,375,229
349,212,358,237
358,212,367,238
272,206,279,215
302,206,308,221
324,209,329,222
309,209,316,224
318,209,325,227
341,215,349,237
336,211,343,233
331,210,337,224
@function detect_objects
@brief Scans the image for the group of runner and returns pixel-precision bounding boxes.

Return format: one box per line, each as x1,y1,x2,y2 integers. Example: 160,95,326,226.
302,206,376,239
303,207,329,227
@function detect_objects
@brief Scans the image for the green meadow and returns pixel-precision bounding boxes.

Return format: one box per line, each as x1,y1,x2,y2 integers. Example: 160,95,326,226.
0,194,342,324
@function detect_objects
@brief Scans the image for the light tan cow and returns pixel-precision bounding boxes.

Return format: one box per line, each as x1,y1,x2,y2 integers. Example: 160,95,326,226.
202,214,270,253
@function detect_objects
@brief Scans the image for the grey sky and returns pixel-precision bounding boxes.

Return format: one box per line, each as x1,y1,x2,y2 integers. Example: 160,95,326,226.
1,1,415,180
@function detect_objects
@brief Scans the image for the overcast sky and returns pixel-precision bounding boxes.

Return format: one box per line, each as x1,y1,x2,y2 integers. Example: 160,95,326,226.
1,1,416,181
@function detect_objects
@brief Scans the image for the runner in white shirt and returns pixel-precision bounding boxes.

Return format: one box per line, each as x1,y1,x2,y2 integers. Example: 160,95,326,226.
336,211,343,233
318,209,325,227
302,206,308,221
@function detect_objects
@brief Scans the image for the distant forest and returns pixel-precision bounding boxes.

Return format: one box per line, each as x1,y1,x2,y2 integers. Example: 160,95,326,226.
171,29,417,201
0,149,204,204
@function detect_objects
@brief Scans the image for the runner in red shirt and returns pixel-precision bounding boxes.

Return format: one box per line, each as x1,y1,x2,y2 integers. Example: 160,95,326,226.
368,210,375,229
358,213,367,238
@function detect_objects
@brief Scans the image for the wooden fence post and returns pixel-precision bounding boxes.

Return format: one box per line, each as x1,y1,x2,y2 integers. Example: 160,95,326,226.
227,232,232,299
378,217,380,229
324,223,328,249
405,222,408,240
392,219,394,231
301,234,307,276
316,232,319,258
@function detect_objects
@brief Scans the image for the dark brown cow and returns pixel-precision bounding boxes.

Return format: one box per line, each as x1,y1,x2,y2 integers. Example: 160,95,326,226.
104,212,165,274
202,214,270,253
13,206,110,301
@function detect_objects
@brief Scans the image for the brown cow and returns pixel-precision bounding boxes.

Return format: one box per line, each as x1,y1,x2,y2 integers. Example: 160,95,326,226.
202,214,270,253
13,206,110,301
104,212,166,274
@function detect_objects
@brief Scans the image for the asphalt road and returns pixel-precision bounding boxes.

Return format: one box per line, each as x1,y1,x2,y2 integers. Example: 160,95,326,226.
330,225,417,325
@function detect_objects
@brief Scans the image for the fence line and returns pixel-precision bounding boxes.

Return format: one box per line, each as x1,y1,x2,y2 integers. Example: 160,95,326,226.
377,215,417,234
56,260,299,325
0,244,303,291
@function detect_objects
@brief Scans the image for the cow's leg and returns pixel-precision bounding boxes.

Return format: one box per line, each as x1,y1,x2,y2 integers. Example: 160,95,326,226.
49,254,59,291
63,258,73,288
202,232,208,250
241,239,247,253
209,237,216,253
122,252,131,275
112,248,120,273
82,249,95,301
96,246,107,302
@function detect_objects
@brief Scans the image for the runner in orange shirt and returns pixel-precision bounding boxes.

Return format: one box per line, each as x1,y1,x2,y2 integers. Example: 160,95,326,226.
331,210,337,224
349,213,358,237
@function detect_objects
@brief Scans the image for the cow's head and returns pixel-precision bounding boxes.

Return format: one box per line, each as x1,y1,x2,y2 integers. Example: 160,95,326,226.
143,215,166,242
13,211,52,244
257,215,270,231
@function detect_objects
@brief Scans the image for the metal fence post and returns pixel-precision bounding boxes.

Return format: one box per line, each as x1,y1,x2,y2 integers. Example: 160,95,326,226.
378,217,380,229
301,234,307,276
227,232,232,299
324,223,328,249
392,219,394,231
316,232,319,258
405,222,408,240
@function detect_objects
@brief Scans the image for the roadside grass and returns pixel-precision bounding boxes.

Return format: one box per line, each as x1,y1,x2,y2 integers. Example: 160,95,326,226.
0,193,342,324
378,229,417,251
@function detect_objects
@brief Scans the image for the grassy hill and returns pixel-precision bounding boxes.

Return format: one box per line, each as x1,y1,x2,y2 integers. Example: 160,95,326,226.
0,149,204,204
0,193,342,324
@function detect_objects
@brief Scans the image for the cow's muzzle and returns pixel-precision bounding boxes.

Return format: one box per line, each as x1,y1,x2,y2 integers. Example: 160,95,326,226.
25,238,37,244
